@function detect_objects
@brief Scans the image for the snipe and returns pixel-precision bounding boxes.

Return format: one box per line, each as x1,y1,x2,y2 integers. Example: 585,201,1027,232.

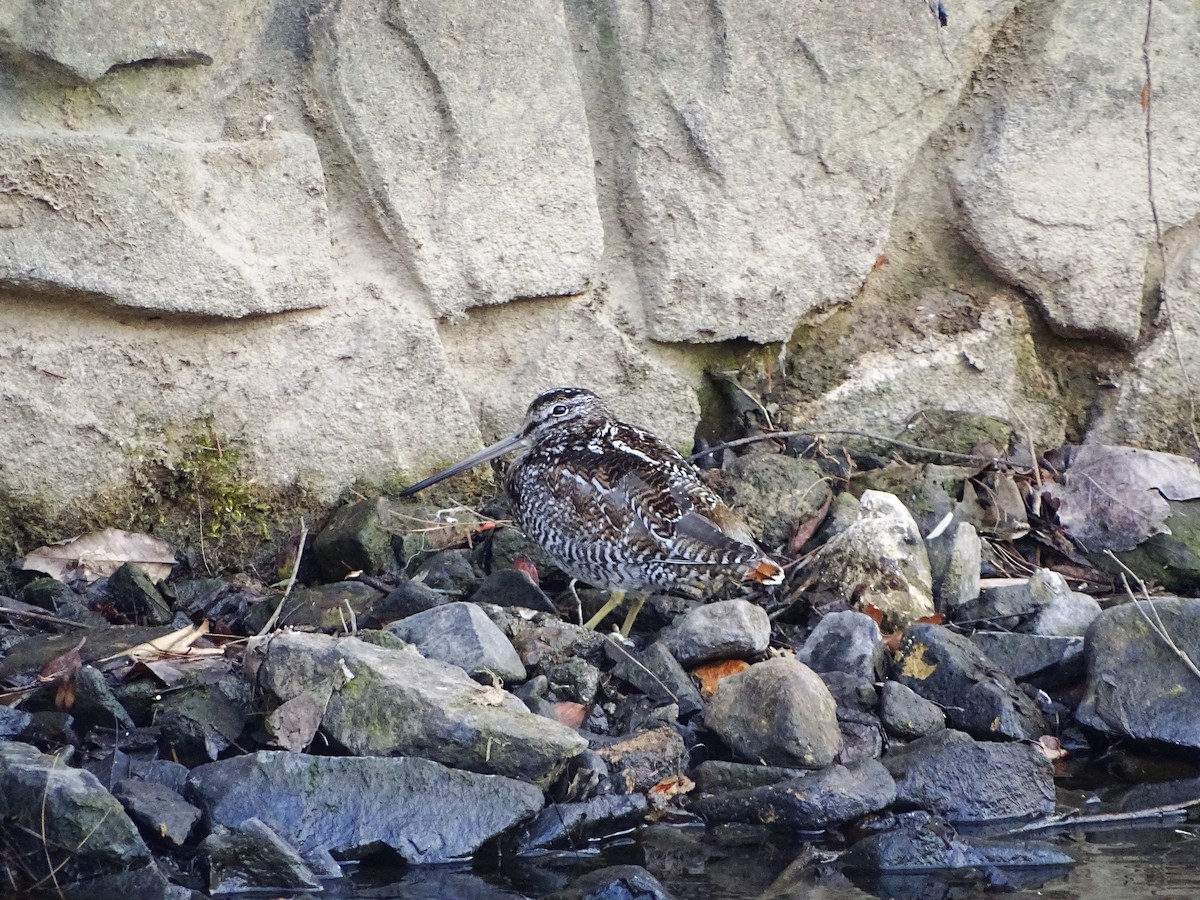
400,387,782,635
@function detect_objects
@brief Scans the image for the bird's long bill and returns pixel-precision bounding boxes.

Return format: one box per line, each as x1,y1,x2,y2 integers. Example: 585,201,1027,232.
398,432,528,496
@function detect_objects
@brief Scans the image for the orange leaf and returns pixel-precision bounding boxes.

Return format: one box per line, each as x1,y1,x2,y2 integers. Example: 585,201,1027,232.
860,604,885,626
549,701,586,729
691,659,750,699
649,774,695,797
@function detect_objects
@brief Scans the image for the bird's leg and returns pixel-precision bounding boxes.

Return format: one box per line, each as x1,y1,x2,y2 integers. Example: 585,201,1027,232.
618,593,646,638
583,589,625,630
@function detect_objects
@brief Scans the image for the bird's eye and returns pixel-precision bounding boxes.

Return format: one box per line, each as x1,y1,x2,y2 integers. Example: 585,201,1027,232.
551,404,569,416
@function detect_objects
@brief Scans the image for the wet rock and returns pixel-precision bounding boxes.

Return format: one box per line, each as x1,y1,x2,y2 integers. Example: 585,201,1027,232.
312,496,399,581
724,454,831,548
596,726,689,794
801,491,935,628
512,794,650,853
471,569,557,613
690,760,808,793
691,759,896,830
880,681,946,740
187,751,544,864
242,580,385,633
657,599,770,666
112,778,201,847
378,578,455,620
842,814,1074,872
883,730,1055,822
155,673,254,767
705,657,841,768
52,863,176,900
542,657,603,707
610,640,704,718
558,865,672,900
969,632,1085,689
387,601,526,684
1076,598,1200,749
798,611,886,681
108,562,174,625
250,632,585,784
412,549,481,594
0,741,150,887
490,608,610,670
927,520,982,609
834,708,885,766
200,817,320,894
893,623,1047,741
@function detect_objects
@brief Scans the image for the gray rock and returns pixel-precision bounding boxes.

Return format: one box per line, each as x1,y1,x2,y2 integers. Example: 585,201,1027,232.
1076,598,1200,749
135,759,191,795
560,865,672,900
312,496,399,581
242,581,386,633
690,760,808,794
70,665,136,732
657,599,770,667
379,579,455,620
1022,590,1101,637
610,639,704,718
199,817,320,894
893,623,1047,741
880,680,946,740
310,0,602,316
471,569,557,613
0,741,150,885
155,673,254,766
799,611,886,681
843,815,1074,871
595,726,689,794
187,751,544,864
969,632,1085,689
412,549,481,595
802,491,935,628
113,778,201,847
928,520,982,610
108,561,173,625
489,608,610,670
724,454,831,549
541,657,603,706
883,730,1055,822
249,631,585,784
705,657,841,769
387,601,526,684
0,704,33,738
0,132,331,316
691,759,896,830
511,794,649,853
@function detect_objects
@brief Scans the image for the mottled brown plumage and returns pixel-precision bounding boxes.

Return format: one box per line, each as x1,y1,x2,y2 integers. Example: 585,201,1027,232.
400,387,782,634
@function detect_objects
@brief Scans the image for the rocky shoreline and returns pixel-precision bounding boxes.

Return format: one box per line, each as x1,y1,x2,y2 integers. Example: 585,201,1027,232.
2,439,1200,898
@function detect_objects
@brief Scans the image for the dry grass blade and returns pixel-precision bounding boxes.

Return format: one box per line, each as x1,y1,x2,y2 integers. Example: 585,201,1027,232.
257,519,307,636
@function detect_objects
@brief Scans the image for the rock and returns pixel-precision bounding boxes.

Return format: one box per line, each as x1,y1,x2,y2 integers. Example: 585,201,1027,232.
927,520,982,610
387,601,526,684
107,562,174,625
724,454,831,549
155,673,254,766
471,569,557,614
113,778,202,847
1076,598,1200,749
0,704,33,738
199,817,320,894
0,741,150,888
691,759,896,830
690,760,808,794
879,681,946,740
953,568,1093,634
1022,590,1101,638
798,611,886,681
134,759,191,795
705,657,841,768
412,549,481,595
557,865,672,900
595,727,688,794
242,581,386,633
969,632,1085,689
610,640,704,718
893,623,1047,741
309,0,602,317
378,579,456,620
489,608,612,670
0,131,331,316
656,599,771,666
883,730,1055,821
951,0,1200,345
250,631,585,784
842,814,1074,872
187,751,543,864
511,794,649,853
70,665,136,732
541,657,603,707
801,491,935,628
311,496,399,580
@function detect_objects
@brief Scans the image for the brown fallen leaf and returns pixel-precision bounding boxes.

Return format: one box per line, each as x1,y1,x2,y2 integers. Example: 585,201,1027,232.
691,659,750,700
789,492,833,555
649,774,695,798
17,529,176,584
38,637,86,682
100,621,222,664
1034,734,1067,762
549,701,586,729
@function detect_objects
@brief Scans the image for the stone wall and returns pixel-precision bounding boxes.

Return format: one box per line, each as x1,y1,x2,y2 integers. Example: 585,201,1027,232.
1,0,1197,517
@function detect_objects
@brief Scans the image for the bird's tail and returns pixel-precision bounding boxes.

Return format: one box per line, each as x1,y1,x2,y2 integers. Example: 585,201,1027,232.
743,556,784,586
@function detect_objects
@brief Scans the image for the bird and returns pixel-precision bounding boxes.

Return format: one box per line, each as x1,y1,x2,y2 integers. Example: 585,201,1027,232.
399,387,783,636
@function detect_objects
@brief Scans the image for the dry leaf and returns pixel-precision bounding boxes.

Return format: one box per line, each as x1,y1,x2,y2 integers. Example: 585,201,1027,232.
104,621,222,663
55,676,76,711
649,774,695,798
17,529,176,584
38,637,86,682
549,701,586,729
789,492,833,555
691,659,750,699
471,683,507,707
1034,735,1067,762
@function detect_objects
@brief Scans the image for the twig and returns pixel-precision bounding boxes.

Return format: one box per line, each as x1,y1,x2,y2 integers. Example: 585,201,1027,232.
256,519,307,637
0,604,91,629
1142,0,1200,451
1106,550,1200,682
688,429,1010,467
1009,796,1200,834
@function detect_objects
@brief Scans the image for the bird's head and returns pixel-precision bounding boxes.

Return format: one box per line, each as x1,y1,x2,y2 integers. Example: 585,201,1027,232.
520,387,611,444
